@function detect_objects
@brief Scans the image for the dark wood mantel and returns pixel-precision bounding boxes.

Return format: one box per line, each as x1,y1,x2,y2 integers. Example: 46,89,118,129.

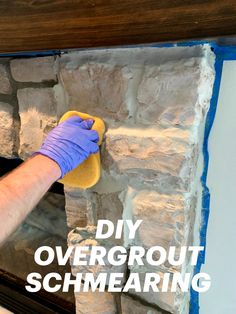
0,0,236,53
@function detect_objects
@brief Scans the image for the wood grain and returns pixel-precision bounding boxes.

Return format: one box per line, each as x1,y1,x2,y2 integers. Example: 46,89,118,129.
0,0,236,53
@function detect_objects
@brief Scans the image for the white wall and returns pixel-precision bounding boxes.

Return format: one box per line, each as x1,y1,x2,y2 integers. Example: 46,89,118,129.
200,61,236,313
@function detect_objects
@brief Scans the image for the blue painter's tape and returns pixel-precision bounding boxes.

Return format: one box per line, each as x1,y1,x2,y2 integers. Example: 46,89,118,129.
111,41,236,314
189,44,236,314
0,50,61,58
189,50,224,314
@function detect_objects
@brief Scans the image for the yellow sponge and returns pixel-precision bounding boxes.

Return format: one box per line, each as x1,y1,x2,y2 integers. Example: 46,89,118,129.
58,111,105,189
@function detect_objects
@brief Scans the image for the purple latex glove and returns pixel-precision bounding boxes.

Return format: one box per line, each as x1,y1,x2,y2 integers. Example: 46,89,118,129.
36,116,99,178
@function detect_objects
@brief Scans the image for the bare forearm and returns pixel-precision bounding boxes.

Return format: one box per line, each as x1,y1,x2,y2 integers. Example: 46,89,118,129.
0,154,61,245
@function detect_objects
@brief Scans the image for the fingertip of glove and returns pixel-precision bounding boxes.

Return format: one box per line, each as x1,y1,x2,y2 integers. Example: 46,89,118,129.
66,116,83,124
90,142,99,154
93,147,99,154
80,119,94,129
86,119,94,127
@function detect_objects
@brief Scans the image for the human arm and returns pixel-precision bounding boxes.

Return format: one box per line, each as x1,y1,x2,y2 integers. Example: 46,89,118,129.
0,116,99,245
0,154,61,244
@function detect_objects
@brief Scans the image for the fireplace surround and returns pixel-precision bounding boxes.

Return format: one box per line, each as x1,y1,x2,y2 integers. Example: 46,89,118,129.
0,45,215,313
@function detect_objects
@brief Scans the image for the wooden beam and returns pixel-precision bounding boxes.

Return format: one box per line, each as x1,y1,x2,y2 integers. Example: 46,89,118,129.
0,0,236,53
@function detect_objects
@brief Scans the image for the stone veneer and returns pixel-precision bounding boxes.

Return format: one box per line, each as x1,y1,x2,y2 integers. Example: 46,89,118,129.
0,46,215,314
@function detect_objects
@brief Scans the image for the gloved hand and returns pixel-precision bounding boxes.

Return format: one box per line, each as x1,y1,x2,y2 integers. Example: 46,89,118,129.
35,116,99,178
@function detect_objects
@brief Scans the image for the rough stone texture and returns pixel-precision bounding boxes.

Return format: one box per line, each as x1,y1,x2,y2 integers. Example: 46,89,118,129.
121,189,196,254
64,187,89,228
0,102,14,157
103,126,194,193
59,62,130,122
0,46,215,314
0,64,12,94
68,226,127,285
127,272,175,314
10,57,56,82
97,192,124,245
64,185,124,244
119,188,194,313
75,289,117,314
59,46,215,314
119,189,195,313
97,192,123,223
105,127,190,175
64,186,100,228
136,59,200,128
121,294,163,314
122,188,185,251
17,87,57,158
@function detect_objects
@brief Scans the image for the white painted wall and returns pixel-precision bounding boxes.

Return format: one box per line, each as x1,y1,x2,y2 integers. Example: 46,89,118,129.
200,61,236,313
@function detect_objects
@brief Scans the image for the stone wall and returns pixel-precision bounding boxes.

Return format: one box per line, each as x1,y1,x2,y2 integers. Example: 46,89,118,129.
0,46,215,314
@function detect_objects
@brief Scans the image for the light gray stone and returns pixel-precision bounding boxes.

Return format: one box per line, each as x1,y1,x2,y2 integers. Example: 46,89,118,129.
68,227,127,284
97,192,124,245
0,102,14,157
121,188,195,314
104,126,195,192
75,289,117,314
0,64,12,94
121,294,162,314
59,62,129,121
64,187,89,228
121,188,194,313
127,272,175,314
121,188,185,251
64,186,100,228
64,187,124,243
7,47,215,314
10,57,56,82
136,59,201,128
17,88,57,158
